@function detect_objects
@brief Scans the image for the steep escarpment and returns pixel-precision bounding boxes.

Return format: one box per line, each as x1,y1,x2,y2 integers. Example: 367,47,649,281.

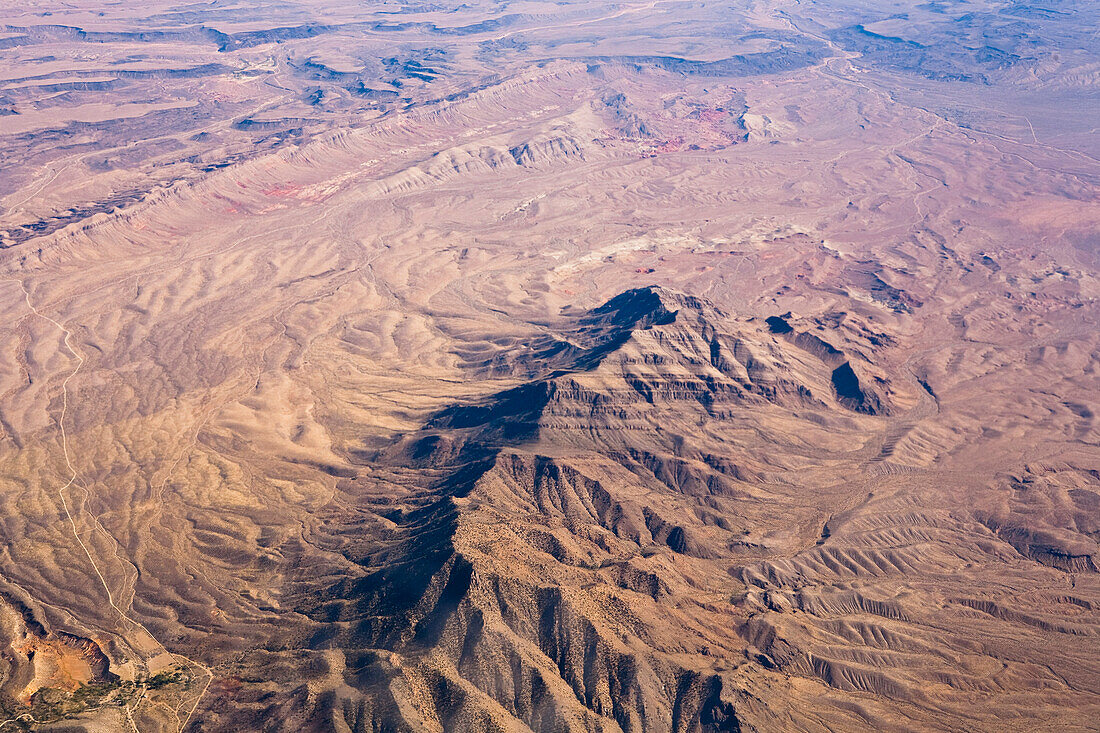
238,283,1100,733
431,287,902,448
266,287,923,732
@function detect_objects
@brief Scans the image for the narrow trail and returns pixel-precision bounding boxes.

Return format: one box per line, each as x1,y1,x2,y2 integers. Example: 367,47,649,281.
0,713,37,731
0,181,354,730
5,278,213,733
1,163,71,218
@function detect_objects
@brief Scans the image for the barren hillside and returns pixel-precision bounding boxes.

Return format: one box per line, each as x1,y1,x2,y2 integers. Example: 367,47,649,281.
0,1,1097,731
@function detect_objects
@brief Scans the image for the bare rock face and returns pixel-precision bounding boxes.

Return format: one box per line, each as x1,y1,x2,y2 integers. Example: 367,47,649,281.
238,288,913,731
229,286,1093,733
1,0,1099,729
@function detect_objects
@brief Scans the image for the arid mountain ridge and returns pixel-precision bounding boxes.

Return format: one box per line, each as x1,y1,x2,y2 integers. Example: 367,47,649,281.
0,0,1098,731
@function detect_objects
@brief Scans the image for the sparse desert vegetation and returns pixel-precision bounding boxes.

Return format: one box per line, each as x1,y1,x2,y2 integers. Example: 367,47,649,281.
0,0,1098,731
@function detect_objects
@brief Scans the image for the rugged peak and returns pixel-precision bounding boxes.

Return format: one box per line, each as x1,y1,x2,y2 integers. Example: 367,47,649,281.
412,286,902,470
581,286,678,330
578,285,735,345
463,287,734,380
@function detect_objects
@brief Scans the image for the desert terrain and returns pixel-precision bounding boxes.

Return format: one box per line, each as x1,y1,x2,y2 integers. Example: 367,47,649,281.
0,0,1098,731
